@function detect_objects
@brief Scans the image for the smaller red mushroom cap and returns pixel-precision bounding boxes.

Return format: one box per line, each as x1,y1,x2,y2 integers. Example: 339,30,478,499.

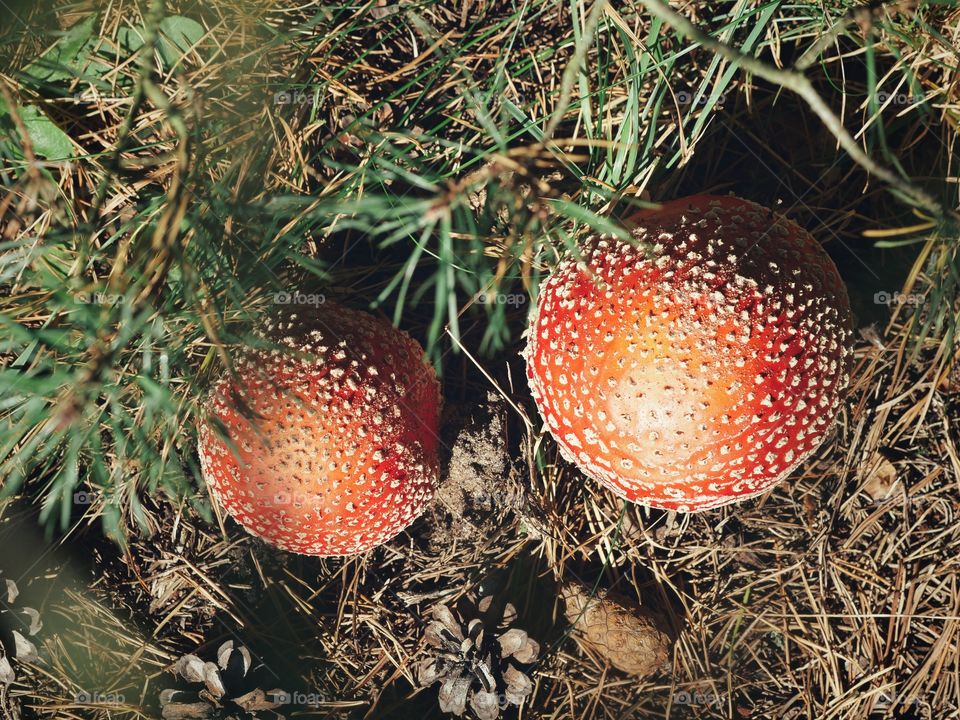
524,195,854,512
197,302,441,555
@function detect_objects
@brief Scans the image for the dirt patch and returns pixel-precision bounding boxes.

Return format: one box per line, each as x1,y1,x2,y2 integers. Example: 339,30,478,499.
426,393,519,548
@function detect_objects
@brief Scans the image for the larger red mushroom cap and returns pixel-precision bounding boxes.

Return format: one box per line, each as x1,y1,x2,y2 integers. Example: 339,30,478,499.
198,302,441,555
525,195,854,512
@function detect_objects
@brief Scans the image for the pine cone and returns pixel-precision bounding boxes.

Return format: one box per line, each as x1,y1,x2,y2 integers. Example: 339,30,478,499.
160,641,288,720
0,573,42,720
417,597,539,719
560,582,674,677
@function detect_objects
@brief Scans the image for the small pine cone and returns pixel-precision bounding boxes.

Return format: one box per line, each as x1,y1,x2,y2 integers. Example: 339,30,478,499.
162,641,287,720
560,582,674,677
418,599,538,719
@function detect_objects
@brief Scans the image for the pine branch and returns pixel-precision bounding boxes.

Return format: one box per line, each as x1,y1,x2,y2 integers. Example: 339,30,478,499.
636,0,956,222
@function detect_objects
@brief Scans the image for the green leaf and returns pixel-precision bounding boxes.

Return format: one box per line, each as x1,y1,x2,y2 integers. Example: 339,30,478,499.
0,96,74,160
115,16,205,70
22,15,98,84
116,26,146,55
156,16,205,68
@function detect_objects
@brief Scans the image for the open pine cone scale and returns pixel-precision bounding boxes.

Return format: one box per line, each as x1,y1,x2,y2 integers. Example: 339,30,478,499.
417,597,539,720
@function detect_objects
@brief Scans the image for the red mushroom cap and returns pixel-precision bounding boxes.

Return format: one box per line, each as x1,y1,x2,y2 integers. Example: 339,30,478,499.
525,195,854,512
197,302,441,555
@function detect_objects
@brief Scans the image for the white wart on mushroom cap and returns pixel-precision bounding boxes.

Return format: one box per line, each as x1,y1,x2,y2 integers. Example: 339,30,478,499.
198,303,441,555
524,194,854,512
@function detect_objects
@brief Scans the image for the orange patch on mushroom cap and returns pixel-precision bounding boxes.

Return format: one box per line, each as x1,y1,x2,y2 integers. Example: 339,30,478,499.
198,303,441,555
525,195,853,511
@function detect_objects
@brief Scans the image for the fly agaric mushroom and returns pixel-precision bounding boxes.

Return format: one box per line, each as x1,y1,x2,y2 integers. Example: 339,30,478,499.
197,303,441,555
525,195,853,512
